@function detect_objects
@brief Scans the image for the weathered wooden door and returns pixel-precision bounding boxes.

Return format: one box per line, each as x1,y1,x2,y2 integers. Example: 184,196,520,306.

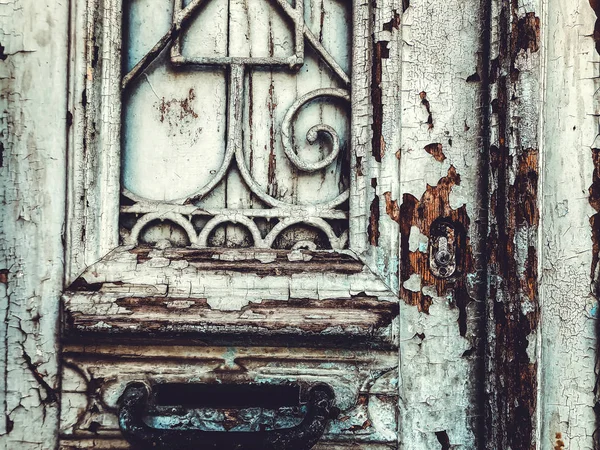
1,0,599,449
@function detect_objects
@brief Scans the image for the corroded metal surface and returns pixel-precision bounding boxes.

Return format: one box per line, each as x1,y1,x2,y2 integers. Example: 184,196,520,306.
118,383,336,450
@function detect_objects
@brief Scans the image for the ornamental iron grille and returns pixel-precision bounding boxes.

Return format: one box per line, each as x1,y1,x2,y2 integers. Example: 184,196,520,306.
120,0,352,251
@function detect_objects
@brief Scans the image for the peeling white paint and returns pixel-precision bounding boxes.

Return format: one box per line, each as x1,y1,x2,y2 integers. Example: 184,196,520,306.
1,0,598,448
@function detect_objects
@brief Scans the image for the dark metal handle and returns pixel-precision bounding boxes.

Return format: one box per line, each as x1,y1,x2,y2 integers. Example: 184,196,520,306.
118,382,336,450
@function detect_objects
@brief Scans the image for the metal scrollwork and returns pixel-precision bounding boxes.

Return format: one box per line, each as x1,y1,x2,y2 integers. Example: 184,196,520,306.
281,88,351,173
120,0,351,251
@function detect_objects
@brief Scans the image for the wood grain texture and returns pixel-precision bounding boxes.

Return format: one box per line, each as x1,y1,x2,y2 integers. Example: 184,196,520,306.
66,0,122,284
62,246,398,345
485,0,542,448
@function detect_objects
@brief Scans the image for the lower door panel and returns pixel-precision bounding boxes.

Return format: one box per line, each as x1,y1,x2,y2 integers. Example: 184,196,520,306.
59,344,398,449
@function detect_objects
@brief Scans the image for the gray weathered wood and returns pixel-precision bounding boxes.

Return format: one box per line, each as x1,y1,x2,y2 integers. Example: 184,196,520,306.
540,0,599,448
0,1,69,448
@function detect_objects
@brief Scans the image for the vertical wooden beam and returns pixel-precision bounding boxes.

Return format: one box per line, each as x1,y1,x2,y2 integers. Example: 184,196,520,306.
66,0,121,283
0,0,69,448
397,0,487,447
485,0,544,448
539,0,599,448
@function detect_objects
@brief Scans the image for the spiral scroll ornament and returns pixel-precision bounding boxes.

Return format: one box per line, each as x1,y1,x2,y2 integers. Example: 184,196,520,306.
281,88,351,173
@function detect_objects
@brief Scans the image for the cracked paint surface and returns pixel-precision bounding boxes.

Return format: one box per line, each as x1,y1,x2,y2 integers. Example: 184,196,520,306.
1,0,599,449
0,0,68,448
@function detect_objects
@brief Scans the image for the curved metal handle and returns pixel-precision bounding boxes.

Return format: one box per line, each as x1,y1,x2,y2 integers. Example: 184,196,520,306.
118,382,336,450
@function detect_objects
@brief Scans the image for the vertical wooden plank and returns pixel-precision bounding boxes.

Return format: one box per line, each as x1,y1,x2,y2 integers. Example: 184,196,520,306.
0,0,68,448
359,0,402,291
65,0,91,282
485,0,543,447
350,0,372,256
397,0,486,447
540,0,598,448
67,0,122,282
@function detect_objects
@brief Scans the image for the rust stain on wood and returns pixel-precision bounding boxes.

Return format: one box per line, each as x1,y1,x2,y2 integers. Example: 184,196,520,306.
554,432,565,450
514,149,540,227
487,149,540,450
369,178,380,246
382,12,401,32
0,269,8,285
514,12,540,54
383,192,400,224
510,9,540,82
369,195,381,246
396,166,473,325
424,143,446,162
156,88,198,124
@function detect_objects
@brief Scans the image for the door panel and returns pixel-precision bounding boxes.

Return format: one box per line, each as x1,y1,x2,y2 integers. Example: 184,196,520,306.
1,0,599,449
396,0,486,446
59,346,397,448
61,0,399,448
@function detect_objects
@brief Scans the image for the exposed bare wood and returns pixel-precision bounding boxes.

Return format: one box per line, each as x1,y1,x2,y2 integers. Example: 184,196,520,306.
485,0,543,447
63,246,398,338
